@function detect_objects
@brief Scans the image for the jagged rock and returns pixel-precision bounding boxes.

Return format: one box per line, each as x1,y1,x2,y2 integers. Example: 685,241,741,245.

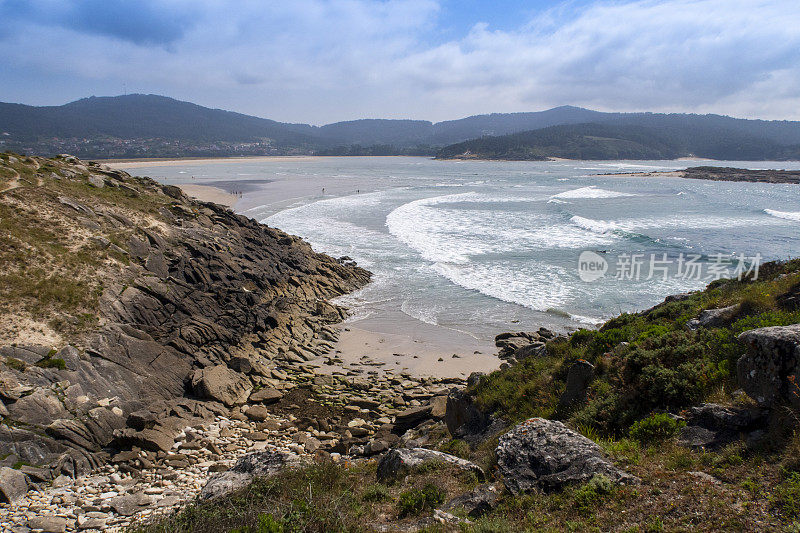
496,418,637,493
376,448,485,483
191,365,252,407
737,324,800,408
200,450,299,500
393,405,433,432
127,409,158,431
687,305,740,329
249,388,283,404
0,466,29,502
557,360,594,411
444,389,489,439
441,483,501,518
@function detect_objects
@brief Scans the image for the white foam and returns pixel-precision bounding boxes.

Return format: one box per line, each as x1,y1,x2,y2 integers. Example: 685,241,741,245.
765,209,800,222
570,215,619,234
552,186,635,199
432,261,574,313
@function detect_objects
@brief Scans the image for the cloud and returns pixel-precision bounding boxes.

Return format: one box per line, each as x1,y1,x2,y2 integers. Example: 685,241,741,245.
0,0,799,123
0,0,198,46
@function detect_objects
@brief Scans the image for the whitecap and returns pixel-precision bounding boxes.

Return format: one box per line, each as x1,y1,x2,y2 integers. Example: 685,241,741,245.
570,215,619,234
764,209,800,222
552,186,635,199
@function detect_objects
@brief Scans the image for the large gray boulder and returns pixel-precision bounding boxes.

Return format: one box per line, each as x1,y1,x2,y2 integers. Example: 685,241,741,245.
687,304,740,330
376,447,485,483
496,418,637,493
191,365,252,407
199,450,299,500
737,324,800,409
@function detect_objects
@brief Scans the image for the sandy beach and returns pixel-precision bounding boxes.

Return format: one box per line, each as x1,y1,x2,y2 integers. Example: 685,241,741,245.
178,183,239,207
106,155,319,169
310,323,499,379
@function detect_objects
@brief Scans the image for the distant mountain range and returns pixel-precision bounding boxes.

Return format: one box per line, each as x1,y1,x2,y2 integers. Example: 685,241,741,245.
2,94,800,160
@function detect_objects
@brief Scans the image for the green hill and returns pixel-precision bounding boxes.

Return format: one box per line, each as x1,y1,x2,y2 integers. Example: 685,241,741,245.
436,122,800,161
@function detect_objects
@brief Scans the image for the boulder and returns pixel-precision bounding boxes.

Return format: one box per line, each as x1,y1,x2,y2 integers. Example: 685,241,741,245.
191,365,252,407
376,448,485,483
249,388,283,405
677,403,768,450
444,389,488,439
440,483,501,518
244,405,270,421
109,492,153,516
28,516,69,532
496,418,637,493
200,450,299,500
393,405,433,433
557,360,594,411
737,324,800,409
0,466,29,502
687,305,740,329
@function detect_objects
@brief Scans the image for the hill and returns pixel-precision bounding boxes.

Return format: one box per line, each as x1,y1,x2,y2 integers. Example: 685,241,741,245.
436,122,800,161
3,95,800,159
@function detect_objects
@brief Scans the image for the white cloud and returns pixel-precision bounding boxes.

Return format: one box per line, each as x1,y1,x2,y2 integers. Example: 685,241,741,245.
1,0,799,123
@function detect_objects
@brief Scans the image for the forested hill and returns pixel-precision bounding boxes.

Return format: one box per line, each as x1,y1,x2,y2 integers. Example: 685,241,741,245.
3,95,800,159
435,123,800,161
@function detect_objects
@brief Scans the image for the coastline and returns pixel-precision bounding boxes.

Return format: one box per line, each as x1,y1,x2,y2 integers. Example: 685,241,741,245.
105,155,320,168
178,183,239,207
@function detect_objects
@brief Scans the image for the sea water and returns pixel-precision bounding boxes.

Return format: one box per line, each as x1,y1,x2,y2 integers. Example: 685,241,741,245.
135,157,800,340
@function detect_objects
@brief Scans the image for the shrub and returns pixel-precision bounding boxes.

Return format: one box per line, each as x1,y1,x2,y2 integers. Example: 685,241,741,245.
35,357,66,370
5,357,26,371
440,439,470,459
361,484,391,503
572,474,614,515
397,483,446,517
773,472,800,519
629,414,685,445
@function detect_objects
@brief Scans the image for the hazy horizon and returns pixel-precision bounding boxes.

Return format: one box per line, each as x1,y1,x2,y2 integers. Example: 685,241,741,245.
1,0,799,124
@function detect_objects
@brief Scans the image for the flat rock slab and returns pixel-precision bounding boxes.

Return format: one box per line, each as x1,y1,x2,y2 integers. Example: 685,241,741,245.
496,418,637,494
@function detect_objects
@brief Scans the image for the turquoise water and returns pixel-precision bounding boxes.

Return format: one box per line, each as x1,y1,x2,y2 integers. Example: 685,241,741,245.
135,157,800,340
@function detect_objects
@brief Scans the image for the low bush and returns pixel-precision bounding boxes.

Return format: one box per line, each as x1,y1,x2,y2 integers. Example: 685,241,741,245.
397,483,446,517
628,414,685,445
773,472,800,519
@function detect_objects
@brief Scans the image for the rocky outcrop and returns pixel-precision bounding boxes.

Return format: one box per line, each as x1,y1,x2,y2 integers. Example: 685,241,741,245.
737,324,800,409
496,418,637,494
495,328,554,363
376,448,485,483
440,483,501,518
0,155,370,482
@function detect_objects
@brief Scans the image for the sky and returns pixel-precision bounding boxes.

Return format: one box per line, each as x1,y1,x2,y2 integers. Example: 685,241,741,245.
1,0,799,124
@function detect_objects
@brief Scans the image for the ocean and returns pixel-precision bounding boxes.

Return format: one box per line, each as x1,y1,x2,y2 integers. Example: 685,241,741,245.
129,157,800,341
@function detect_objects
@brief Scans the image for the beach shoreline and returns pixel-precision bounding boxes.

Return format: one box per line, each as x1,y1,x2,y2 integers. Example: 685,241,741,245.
178,183,239,207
